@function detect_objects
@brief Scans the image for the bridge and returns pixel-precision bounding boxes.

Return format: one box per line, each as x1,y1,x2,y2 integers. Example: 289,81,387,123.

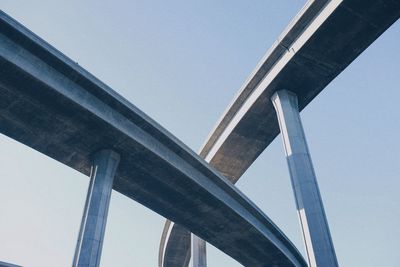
159,0,400,267
0,10,305,267
0,0,399,266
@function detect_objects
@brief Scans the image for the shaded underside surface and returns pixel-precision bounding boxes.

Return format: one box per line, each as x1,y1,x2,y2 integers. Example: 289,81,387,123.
203,0,400,181
0,11,307,267
161,223,191,267
161,0,400,266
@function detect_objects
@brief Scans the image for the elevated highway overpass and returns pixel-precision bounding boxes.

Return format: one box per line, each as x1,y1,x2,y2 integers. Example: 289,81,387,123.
160,0,400,266
0,10,307,267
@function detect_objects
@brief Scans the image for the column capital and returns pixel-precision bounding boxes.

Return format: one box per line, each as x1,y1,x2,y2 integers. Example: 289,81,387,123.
73,149,120,267
271,90,299,112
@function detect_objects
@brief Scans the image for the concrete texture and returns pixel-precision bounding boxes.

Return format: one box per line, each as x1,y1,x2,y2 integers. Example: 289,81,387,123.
201,0,400,181
0,11,306,267
73,150,120,267
159,223,191,267
191,235,206,267
272,90,338,267
159,0,400,266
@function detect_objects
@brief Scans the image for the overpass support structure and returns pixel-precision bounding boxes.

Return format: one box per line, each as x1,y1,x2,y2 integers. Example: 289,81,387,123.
73,150,120,267
159,0,400,265
191,235,206,267
271,90,338,267
0,10,307,267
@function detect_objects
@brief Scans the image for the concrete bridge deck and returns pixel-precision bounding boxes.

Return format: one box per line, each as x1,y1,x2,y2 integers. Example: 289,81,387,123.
160,0,400,266
0,11,306,267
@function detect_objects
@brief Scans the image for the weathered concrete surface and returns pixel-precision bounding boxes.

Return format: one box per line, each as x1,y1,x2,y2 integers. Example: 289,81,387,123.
160,0,400,266
0,11,306,267
73,150,120,267
159,223,191,267
192,235,206,267
272,90,338,267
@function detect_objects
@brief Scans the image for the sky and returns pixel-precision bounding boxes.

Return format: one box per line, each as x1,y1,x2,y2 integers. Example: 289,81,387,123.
0,1,399,266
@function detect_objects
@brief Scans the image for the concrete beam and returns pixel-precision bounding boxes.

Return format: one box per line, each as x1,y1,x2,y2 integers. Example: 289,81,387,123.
160,0,400,266
0,11,306,267
271,90,338,267
202,0,400,181
73,150,120,267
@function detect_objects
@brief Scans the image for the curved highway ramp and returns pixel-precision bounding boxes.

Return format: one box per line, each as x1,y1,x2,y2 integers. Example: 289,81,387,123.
0,11,306,267
160,0,400,266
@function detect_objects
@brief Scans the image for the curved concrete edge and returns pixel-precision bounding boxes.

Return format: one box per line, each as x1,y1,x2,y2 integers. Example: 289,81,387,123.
199,0,330,160
158,1,334,265
159,1,335,266
201,0,400,180
159,220,172,267
0,10,208,179
159,223,191,267
160,0,400,266
0,11,307,267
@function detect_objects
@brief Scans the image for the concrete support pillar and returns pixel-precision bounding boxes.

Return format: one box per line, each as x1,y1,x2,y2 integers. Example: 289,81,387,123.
271,90,338,267
73,149,120,267
192,234,206,267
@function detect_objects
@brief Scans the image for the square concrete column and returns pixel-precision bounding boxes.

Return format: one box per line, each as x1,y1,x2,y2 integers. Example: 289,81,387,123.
73,149,120,267
191,234,206,267
271,90,338,267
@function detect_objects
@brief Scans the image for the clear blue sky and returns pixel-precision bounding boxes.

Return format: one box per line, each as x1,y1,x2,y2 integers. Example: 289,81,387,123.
1,1,399,266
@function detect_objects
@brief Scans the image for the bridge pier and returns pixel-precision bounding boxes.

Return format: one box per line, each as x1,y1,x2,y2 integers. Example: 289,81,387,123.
271,90,338,267
192,234,207,267
73,149,120,267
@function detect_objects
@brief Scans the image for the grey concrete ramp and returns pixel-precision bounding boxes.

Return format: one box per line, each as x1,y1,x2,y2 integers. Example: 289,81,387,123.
203,0,400,181
160,0,400,266
0,11,306,267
